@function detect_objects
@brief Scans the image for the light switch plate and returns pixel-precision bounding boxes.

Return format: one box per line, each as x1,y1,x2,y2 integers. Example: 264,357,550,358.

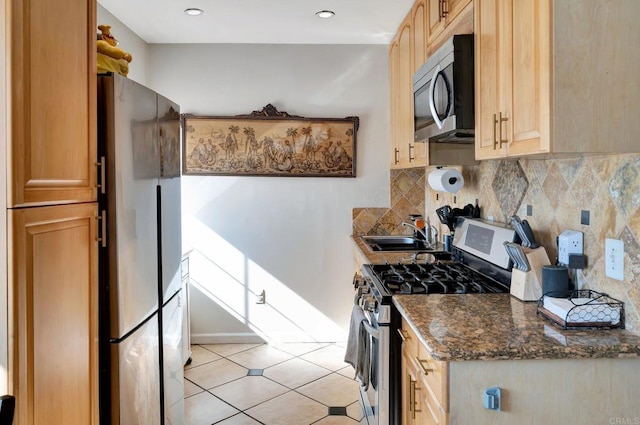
605,238,624,281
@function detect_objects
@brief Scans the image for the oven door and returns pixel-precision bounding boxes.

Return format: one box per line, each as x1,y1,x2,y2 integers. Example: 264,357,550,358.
360,310,390,425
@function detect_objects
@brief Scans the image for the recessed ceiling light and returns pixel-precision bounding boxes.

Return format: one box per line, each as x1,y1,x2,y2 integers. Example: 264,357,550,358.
184,8,204,16
315,10,335,19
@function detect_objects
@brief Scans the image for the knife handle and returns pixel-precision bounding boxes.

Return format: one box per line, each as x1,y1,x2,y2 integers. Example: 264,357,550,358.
520,220,539,248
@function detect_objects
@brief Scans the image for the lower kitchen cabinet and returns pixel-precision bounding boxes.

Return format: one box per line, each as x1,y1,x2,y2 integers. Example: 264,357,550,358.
400,314,640,424
400,316,448,425
9,203,98,425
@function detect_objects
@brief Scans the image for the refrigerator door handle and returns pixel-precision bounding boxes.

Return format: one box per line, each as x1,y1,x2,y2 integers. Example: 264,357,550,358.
97,210,107,248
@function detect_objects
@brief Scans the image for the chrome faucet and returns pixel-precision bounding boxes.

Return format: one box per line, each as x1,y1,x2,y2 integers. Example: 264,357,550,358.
402,221,438,248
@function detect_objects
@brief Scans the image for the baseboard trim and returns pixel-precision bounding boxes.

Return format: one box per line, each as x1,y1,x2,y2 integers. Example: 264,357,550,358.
191,333,266,345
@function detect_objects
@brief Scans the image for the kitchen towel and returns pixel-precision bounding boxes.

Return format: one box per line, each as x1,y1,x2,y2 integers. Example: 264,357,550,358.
344,305,370,389
428,168,464,193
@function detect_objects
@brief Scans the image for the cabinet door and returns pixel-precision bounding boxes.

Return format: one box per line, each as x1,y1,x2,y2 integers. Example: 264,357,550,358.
397,18,415,168
506,0,551,156
474,0,507,160
389,39,402,168
412,0,427,73
402,348,424,424
10,203,99,425
9,0,96,206
426,0,446,45
446,0,472,23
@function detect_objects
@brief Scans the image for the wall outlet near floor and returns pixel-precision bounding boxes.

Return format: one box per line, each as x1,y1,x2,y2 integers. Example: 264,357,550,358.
256,289,266,304
605,239,624,281
558,230,583,266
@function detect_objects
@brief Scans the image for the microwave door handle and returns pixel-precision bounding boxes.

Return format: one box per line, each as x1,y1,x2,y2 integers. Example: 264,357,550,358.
362,320,380,340
428,64,444,129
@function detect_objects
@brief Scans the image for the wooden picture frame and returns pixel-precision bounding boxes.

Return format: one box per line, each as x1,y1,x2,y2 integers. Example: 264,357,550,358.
181,104,359,177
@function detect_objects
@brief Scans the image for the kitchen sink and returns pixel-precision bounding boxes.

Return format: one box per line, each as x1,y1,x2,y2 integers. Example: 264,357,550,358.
361,235,433,252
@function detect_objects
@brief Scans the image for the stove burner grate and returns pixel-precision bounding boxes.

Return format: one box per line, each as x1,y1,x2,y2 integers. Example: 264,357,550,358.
372,261,509,295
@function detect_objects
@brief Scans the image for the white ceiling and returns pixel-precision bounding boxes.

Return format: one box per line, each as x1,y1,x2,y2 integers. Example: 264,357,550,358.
97,0,414,44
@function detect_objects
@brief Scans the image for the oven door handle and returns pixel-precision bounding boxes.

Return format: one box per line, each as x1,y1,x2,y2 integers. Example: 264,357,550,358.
362,320,380,340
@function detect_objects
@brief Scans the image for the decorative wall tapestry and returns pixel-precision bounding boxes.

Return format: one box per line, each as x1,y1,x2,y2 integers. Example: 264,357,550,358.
182,104,359,177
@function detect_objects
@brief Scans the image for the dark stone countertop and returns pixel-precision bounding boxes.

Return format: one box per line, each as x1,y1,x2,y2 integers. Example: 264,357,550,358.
393,294,640,362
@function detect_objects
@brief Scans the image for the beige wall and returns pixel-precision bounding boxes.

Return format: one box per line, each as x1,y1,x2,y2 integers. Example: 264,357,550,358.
354,155,640,333
149,43,391,342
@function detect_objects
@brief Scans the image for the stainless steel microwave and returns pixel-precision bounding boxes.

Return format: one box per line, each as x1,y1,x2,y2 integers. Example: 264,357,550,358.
413,34,474,144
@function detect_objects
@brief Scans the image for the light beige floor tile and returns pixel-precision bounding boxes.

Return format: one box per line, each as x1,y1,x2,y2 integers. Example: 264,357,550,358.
184,391,238,425
300,344,350,371
346,401,364,421
184,345,221,370
336,365,356,379
183,379,204,397
245,391,328,425
201,343,263,357
297,373,360,407
313,416,360,424
270,342,331,356
210,376,289,411
215,413,263,425
263,357,331,389
226,344,294,369
184,358,247,389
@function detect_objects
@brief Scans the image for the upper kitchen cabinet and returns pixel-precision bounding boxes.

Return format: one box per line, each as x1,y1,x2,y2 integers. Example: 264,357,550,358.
475,0,640,160
389,0,473,169
7,0,97,206
411,0,427,74
426,0,472,50
390,16,426,169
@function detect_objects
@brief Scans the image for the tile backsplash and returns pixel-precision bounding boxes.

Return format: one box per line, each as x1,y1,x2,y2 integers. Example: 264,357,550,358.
353,155,640,333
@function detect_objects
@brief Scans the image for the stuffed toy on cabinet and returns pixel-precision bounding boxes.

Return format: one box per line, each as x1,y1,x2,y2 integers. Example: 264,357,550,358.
97,24,132,76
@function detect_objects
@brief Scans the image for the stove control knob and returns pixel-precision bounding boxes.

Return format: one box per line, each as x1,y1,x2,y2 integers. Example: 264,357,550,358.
362,295,377,312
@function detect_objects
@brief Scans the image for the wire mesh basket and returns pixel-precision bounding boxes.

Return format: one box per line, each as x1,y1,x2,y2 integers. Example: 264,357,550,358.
537,290,625,330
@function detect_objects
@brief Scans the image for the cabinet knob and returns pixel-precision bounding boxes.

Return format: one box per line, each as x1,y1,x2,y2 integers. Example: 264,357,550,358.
394,148,400,164
408,143,415,162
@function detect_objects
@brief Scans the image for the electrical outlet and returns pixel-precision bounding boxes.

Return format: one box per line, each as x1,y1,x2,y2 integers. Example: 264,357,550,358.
558,230,583,266
605,239,624,281
256,290,266,304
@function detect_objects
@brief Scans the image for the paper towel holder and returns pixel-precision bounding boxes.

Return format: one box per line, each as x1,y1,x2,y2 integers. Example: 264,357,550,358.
428,166,464,193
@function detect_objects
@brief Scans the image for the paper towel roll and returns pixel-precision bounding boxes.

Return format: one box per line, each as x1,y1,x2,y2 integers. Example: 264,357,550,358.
428,168,464,193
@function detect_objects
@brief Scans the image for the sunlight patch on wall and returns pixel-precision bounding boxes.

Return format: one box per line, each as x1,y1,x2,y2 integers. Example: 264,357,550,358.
185,217,347,342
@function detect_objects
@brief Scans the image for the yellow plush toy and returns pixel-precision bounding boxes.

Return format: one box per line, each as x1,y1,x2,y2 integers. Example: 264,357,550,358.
97,25,132,76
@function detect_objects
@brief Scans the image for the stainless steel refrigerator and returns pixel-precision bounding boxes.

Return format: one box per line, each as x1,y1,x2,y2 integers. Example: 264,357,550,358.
97,74,184,424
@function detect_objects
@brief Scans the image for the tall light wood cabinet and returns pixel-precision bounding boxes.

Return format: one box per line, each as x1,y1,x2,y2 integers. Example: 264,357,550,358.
9,203,99,425
475,0,640,160
8,0,97,207
5,0,99,423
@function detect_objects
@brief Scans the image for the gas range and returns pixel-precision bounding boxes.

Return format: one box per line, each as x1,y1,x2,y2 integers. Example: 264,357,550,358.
355,218,518,425
360,218,518,308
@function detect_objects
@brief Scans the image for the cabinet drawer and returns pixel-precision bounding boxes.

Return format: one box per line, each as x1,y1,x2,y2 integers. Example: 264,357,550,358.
399,317,420,356
417,343,448,410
